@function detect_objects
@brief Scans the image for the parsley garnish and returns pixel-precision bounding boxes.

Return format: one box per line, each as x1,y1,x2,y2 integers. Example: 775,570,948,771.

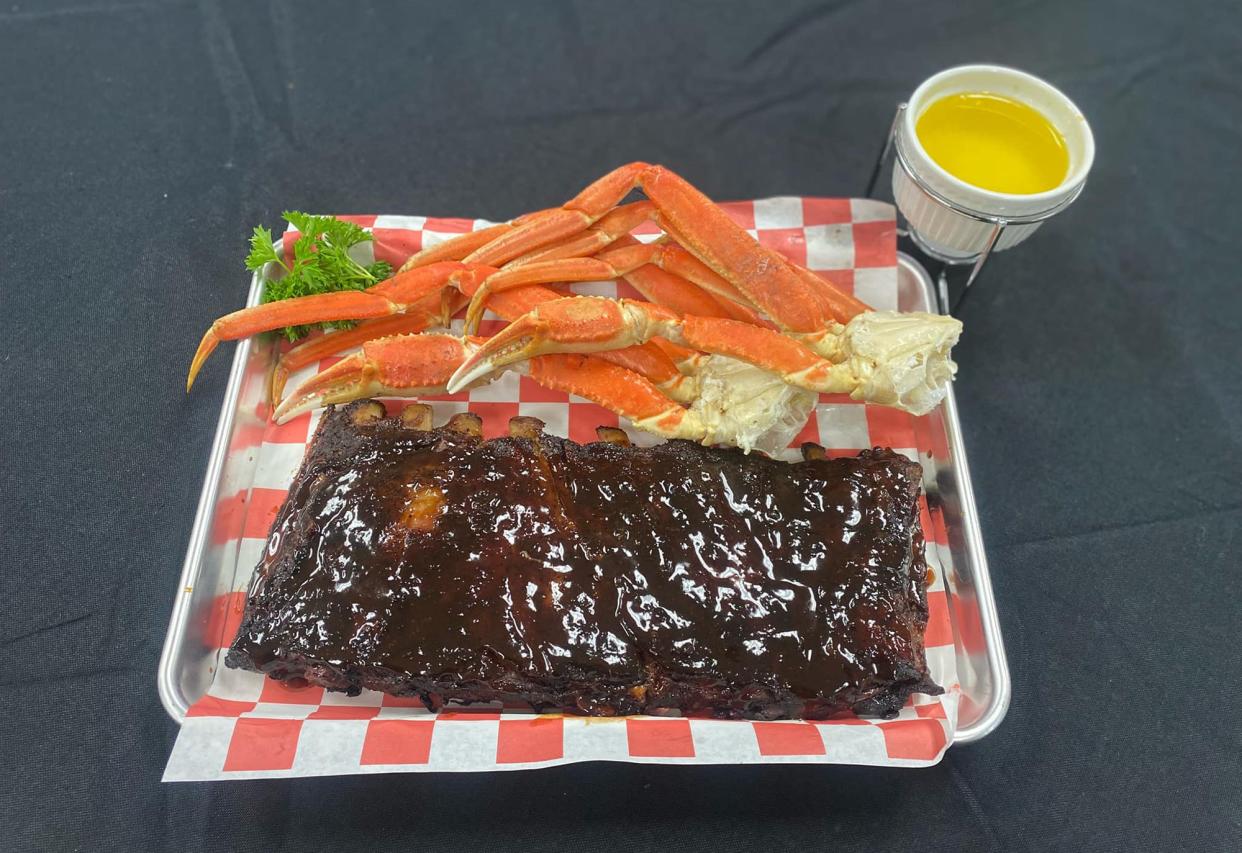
245,212,393,341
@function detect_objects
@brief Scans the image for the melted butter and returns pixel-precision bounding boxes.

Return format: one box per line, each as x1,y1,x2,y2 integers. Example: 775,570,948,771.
916,91,1069,194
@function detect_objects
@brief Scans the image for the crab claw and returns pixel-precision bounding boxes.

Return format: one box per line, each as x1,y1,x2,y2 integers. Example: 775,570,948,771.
269,295,454,407
273,333,474,423
447,297,681,394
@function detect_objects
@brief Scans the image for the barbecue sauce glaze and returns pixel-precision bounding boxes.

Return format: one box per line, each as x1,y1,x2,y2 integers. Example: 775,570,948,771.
229,402,939,719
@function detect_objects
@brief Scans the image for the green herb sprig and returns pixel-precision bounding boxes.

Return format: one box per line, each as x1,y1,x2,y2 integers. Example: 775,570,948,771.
245,212,393,341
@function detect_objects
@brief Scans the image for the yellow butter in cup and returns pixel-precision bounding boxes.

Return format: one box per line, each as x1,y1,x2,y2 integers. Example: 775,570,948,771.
915,92,1069,195
891,64,1095,260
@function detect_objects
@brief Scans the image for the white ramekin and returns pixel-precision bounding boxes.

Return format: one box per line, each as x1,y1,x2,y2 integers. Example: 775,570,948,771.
891,64,1095,261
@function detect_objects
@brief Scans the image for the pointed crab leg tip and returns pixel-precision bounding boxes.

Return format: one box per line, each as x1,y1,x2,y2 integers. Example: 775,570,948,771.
449,311,546,392
463,296,488,335
273,354,370,422
186,330,219,391
445,359,491,395
269,368,289,410
272,381,343,424
271,398,305,424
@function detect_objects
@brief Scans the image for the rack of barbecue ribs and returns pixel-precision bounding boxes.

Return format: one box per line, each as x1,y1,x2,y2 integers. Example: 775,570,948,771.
226,400,942,719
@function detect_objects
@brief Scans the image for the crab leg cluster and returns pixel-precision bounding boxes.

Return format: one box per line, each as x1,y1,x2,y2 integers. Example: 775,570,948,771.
188,163,962,452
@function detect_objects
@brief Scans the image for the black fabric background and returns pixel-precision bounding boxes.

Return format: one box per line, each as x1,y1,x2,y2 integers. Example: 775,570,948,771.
2,1,1239,851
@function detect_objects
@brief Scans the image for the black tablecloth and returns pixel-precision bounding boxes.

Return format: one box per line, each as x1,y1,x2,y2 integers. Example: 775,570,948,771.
3,1,1239,850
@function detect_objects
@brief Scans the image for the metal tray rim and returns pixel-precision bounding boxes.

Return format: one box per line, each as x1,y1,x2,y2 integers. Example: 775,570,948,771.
157,246,1010,744
897,254,1011,743
157,270,263,722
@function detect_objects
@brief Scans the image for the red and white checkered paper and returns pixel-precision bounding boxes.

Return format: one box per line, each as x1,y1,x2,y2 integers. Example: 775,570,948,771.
164,198,961,781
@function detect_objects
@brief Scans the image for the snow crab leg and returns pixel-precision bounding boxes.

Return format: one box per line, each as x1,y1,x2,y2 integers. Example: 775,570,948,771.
449,296,961,416
273,285,699,423
187,261,496,390
462,239,763,333
458,162,870,337
268,293,458,406
273,337,707,443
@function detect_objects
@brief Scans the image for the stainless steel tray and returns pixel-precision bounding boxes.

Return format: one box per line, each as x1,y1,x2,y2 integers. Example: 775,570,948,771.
158,249,1010,743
